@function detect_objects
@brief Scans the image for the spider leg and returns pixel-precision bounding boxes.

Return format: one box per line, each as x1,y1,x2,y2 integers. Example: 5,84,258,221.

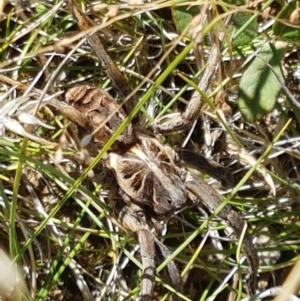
184,172,258,294
114,201,156,300
137,229,156,301
154,44,220,134
49,99,89,129
178,149,234,188
114,200,184,300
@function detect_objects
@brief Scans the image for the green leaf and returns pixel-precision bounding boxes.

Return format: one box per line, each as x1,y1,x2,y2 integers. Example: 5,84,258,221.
238,42,286,122
172,6,199,34
228,12,258,47
35,3,47,15
273,0,300,42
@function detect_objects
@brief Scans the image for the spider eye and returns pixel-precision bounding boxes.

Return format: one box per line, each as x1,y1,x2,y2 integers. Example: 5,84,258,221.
167,198,173,205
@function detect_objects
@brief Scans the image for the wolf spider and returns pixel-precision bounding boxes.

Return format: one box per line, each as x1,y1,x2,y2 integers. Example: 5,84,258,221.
60,1,259,300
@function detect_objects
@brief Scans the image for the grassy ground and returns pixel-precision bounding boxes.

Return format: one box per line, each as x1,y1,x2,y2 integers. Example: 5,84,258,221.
0,0,300,300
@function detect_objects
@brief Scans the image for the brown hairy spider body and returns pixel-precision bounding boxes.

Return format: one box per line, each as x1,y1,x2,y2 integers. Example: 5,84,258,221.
67,85,187,218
